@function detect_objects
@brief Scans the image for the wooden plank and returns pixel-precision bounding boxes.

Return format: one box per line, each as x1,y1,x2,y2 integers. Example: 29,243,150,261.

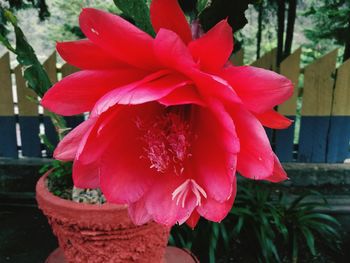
61,63,79,78
327,59,350,162
60,63,84,129
14,65,42,157
275,48,301,162
251,48,277,71
298,49,338,163
43,52,59,155
230,49,244,66
0,53,18,158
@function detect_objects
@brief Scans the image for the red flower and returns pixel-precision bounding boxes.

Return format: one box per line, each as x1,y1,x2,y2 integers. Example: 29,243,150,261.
41,0,293,226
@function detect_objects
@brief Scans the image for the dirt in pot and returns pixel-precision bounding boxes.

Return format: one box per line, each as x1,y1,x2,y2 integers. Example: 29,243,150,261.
40,160,106,204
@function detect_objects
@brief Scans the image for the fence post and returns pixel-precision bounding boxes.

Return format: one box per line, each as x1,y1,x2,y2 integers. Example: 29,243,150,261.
275,48,301,162
0,53,18,158
230,49,244,66
298,49,338,162
43,52,59,156
15,65,42,157
251,48,278,140
327,59,350,162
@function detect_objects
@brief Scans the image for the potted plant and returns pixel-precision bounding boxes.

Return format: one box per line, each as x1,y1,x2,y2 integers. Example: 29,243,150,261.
0,0,294,262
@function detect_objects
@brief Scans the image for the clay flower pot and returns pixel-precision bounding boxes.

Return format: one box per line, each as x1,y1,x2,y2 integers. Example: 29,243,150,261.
36,174,170,263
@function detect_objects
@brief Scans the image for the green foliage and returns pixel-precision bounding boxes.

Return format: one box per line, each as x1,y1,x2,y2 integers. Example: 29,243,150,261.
304,0,350,61
40,160,73,200
170,182,342,263
47,0,119,41
7,0,50,20
0,7,50,97
0,7,67,141
199,0,258,32
113,0,155,36
170,220,230,263
196,0,211,14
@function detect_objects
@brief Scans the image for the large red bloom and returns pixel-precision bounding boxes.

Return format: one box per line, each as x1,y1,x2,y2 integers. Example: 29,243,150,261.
41,0,293,227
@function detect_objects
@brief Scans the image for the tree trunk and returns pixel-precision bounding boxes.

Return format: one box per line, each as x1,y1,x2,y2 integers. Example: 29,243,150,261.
256,3,263,59
277,0,286,66
284,0,297,58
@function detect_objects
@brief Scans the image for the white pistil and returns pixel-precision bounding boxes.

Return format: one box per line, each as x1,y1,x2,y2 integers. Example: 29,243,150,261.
172,179,207,208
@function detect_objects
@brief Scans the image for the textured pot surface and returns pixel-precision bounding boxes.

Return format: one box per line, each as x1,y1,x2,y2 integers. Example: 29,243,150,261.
36,175,170,263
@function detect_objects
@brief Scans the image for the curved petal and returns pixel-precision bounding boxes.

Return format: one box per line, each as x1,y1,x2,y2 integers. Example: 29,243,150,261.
154,29,197,75
255,109,292,129
158,85,205,106
128,199,152,226
186,210,200,229
75,107,121,164
190,103,239,203
189,20,233,71
53,117,95,161
150,0,192,44
56,39,125,69
265,155,288,183
41,68,147,116
99,103,163,204
197,176,236,222
221,66,293,113
73,158,100,189
230,106,275,180
189,70,242,106
91,71,191,115
144,175,197,226
79,8,159,70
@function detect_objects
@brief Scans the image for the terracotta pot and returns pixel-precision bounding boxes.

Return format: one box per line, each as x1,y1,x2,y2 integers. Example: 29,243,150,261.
36,175,170,263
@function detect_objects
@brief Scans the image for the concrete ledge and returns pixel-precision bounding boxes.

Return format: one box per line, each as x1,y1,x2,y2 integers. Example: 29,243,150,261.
1,158,350,193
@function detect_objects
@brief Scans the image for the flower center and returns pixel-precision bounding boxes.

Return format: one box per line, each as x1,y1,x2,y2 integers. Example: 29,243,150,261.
171,179,207,208
136,110,192,175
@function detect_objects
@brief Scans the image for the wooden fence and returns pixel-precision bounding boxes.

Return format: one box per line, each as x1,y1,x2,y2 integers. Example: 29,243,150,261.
0,48,349,163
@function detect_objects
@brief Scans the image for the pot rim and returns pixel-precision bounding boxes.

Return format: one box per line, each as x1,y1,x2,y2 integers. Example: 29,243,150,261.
36,172,127,213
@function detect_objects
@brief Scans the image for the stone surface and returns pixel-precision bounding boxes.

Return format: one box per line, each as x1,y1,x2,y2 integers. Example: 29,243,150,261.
46,247,198,263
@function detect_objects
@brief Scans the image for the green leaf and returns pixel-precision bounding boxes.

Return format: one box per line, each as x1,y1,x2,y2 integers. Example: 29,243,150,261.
14,26,52,97
301,227,316,256
197,0,211,14
113,0,155,36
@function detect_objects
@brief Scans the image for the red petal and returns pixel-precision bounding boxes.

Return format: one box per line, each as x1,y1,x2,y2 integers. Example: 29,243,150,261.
186,210,200,229
189,70,242,106
53,117,96,161
158,85,205,106
79,8,159,70
73,159,100,189
56,39,124,69
128,199,152,225
91,71,191,115
154,29,197,75
231,106,275,180
150,0,192,44
197,176,236,222
265,155,288,183
41,68,147,116
221,66,293,113
144,176,197,226
99,104,163,204
191,103,239,203
255,109,292,129
189,20,233,71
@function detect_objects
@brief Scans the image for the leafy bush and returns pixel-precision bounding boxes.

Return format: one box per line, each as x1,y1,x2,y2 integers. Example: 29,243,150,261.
40,160,73,200
170,181,342,263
